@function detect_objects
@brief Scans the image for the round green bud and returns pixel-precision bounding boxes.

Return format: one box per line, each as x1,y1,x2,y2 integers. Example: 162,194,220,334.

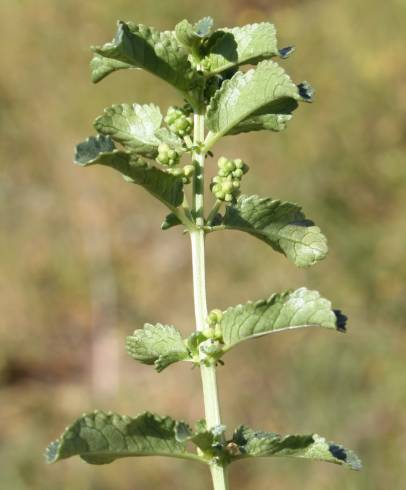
224,161,236,173
232,168,244,178
171,168,184,177
158,143,170,153
222,181,234,193
232,180,240,189
218,156,228,169
183,165,195,177
224,193,233,202
234,158,244,169
214,324,223,340
207,309,222,326
202,328,215,339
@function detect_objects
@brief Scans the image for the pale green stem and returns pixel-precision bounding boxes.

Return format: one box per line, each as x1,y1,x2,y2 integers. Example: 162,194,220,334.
192,109,205,228
190,104,229,490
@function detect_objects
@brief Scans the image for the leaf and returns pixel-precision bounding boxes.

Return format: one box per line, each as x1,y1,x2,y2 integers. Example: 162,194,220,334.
155,127,185,153
126,323,189,372
74,136,184,210
175,17,214,58
174,421,216,453
45,411,204,465
92,21,200,93
206,60,312,145
201,22,284,74
219,288,346,350
231,426,362,470
94,104,163,157
227,113,293,135
161,212,182,230
90,54,133,83
219,195,327,267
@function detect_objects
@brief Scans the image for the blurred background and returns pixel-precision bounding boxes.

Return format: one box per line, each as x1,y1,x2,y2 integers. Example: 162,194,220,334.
1,0,405,488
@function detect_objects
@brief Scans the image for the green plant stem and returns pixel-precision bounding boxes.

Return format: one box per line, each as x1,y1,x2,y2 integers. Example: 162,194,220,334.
190,106,229,490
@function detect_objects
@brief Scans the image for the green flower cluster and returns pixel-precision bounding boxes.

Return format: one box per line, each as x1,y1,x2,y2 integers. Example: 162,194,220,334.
166,164,195,184
211,157,249,202
164,106,193,137
156,143,180,167
203,309,223,340
155,143,195,184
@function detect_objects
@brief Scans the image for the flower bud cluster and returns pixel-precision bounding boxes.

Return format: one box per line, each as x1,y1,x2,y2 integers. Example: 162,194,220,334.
156,143,180,167
165,106,193,137
166,164,195,184
203,309,223,340
211,157,249,202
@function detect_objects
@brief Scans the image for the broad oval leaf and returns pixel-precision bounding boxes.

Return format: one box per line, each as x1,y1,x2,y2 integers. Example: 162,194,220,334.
94,103,163,157
205,60,312,146
126,323,190,372
92,21,200,93
220,288,346,350
218,195,328,267
201,22,282,74
46,411,204,465
74,135,184,210
230,426,362,470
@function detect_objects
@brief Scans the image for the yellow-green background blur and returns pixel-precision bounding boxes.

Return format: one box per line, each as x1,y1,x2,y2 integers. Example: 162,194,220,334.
1,0,405,489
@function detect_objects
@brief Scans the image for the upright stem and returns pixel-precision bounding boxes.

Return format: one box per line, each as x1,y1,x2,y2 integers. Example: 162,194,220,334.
190,105,229,490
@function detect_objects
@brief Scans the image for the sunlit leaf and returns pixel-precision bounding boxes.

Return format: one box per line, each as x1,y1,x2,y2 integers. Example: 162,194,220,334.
92,21,200,93
218,195,327,267
94,103,163,157
201,22,285,74
220,288,346,350
230,426,362,470
74,135,184,209
46,411,204,465
126,323,189,372
206,60,312,145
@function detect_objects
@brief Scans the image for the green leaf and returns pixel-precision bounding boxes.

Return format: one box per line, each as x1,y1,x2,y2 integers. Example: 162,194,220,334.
175,17,214,58
174,421,216,453
206,60,312,145
74,136,184,209
219,194,327,267
45,411,204,465
92,21,200,93
219,288,346,351
94,103,163,157
201,22,282,74
227,112,293,135
126,323,189,372
231,426,362,470
161,212,182,230
155,127,185,153
90,54,133,83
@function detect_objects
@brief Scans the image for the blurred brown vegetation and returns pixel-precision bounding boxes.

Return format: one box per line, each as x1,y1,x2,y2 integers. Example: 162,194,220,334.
0,0,405,489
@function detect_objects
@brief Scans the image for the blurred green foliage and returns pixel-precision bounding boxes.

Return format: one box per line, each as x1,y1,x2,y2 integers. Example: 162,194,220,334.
0,0,405,489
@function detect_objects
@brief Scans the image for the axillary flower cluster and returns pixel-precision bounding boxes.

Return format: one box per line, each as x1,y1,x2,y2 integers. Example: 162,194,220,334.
46,15,361,490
